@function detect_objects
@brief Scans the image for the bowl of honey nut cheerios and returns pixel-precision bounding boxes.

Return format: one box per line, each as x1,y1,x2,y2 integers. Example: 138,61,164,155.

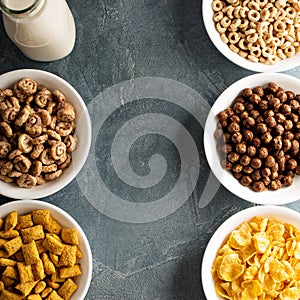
0,69,91,199
202,0,300,72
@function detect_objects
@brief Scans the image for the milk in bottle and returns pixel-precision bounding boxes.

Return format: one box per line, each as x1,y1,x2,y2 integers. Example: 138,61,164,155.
0,0,76,61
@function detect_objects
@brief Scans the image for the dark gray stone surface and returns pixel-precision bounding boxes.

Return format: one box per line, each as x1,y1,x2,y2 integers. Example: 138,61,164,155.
1,0,300,299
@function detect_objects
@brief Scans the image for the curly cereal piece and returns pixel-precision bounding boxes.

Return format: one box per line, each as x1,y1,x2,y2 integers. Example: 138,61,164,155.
1,107,19,123
8,149,22,160
55,122,73,137
17,78,38,96
58,154,72,170
1,161,13,176
0,141,11,158
0,122,13,138
40,149,55,165
49,142,67,161
32,134,48,145
13,155,32,173
16,174,37,188
52,89,66,102
57,102,75,123
8,171,23,178
18,133,33,153
25,114,42,137
45,170,62,181
0,174,14,183
30,144,44,160
64,135,77,153
31,160,42,177
37,109,51,126
42,164,58,173
14,106,31,127
35,88,52,108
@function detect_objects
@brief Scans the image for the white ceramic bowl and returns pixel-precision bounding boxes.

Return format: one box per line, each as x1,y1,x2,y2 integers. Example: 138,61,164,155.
0,199,93,300
202,205,300,300
0,69,91,199
202,0,300,72
204,72,300,205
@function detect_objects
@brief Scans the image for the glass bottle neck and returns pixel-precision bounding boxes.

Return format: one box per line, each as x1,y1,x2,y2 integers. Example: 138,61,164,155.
0,0,43,18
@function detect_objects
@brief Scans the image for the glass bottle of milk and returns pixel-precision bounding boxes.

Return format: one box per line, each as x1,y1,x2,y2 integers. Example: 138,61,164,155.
0,0,76,61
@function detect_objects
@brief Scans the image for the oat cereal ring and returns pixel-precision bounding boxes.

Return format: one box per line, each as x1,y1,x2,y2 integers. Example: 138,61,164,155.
239,18,249,29
228,32,240,43
248,1,260,10
257,21,270,34
230,18,241,31
220,16,231,27
213,11,224,22
216,22,226,33
286,6,296,19
238,38,249,50
276,9,287,20
248,54,259,62
229,43,239,53
220,33,229,43
239,7,249,18
285,34,295,42
248,10,260,22
262,46,274,57
275,0,286,8
257,0,268,7
246,32,258,43
269,6,278,18
17,78,37,96
225,6,235,19
238,50,248,58
266,54,279,64
212,0,224,12
274,20,287,32
284,45,296,57
277,48,287,59
250,46,262,57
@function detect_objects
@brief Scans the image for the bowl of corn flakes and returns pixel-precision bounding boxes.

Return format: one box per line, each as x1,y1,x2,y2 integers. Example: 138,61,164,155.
202,0,300,72
0,199,93,300
0,69,91,199
202,205,300,299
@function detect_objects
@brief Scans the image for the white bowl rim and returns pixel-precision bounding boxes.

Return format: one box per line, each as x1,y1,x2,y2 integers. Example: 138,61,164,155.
201,205,300,300
0,69,92,199
204,72,300,205
202,0,300,72
0,199,93,300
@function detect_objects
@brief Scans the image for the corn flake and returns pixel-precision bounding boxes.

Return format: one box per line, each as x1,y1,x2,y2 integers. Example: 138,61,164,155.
212,216,300,299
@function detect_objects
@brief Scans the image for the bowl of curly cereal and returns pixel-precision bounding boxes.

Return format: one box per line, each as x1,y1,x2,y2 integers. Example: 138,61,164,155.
202,205,300,299
0,199,93,300
0,69,91,199
202,0,300,72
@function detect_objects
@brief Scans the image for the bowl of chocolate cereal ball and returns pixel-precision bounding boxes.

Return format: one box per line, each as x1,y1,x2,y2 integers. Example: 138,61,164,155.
204,72,300,204
0,69,91,199
202,0,300,72
0,199,93,300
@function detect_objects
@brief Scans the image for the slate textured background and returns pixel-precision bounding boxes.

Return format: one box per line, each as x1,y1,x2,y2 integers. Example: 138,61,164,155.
1,0,300,299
